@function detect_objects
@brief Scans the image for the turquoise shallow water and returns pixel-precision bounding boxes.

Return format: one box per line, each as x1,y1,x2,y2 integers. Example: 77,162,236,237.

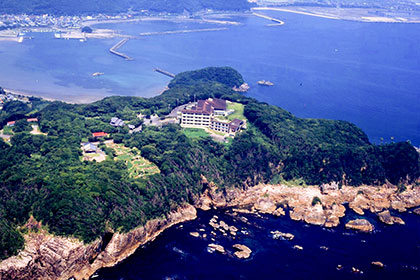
0,12,419,145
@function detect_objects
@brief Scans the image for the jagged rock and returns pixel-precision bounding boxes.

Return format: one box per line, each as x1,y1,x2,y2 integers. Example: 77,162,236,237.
352,267,363,274
208,244,225,254
320,182,339,194
371,261,385,268
272,207,285,216
413,207,420,215
352,207,365,215
271,231,294,240
320,246,329,251
254,197,277,214
304,204,326,226
189,232,200,238
336,264,343,270
232,244,252,259
293,245,303,250
229,226,238,232
219,221,229,231
377,210,405,225
345,219,374,233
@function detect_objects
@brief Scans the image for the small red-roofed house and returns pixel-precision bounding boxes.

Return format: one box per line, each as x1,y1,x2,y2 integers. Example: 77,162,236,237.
6,121,15,127
92,132,109,138
27,118,38,122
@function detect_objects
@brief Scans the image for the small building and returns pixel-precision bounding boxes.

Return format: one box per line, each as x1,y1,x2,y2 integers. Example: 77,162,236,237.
127,124,135,130
6,121,15,127
27,118,38,122
229,119,244,133
82,143,97,153
110,117,125,127
92,132,109,138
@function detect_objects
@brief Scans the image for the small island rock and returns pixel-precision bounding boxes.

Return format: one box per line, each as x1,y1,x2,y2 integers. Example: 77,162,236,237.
371,261,385,268
208,243,225,254
233,244,252,259
189,232,200,238
377,210,405,225
345,219,374,233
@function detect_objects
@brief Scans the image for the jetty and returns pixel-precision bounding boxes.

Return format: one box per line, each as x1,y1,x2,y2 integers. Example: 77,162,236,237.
109,39,133,60
252,13,285,25
154,68,176,78
139,28,228,37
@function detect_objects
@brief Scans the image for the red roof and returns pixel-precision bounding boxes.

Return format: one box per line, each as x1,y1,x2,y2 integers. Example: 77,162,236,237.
27,118,38,122
92,132,108,137
7,121,15,126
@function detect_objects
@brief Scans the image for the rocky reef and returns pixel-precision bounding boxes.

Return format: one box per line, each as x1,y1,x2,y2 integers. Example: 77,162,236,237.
195,180,420,229
0,204,197,280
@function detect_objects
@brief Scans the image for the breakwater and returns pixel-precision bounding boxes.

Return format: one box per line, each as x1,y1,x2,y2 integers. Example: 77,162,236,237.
139,27,228,37
154,68,176,78
109,38,133,60
252,12,285,25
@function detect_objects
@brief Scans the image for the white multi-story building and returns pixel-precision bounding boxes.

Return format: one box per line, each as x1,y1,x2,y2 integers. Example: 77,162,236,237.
181,98,244,135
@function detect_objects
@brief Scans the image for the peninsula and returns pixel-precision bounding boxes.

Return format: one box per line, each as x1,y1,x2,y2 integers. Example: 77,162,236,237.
0,67,419,279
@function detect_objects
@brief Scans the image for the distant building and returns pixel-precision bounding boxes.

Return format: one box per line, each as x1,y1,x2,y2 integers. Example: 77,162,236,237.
110,117,125,127
6,121,15,127
92,132,108,138
82,143,97,153
27,118,38,122
127,124,135,130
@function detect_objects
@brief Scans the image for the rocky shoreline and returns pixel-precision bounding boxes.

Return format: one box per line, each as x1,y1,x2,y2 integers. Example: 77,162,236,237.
1,181,419,279
0,205,197,280
195,179,420,231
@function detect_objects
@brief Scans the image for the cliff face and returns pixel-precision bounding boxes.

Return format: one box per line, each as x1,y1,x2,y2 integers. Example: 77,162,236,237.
0,204,197,280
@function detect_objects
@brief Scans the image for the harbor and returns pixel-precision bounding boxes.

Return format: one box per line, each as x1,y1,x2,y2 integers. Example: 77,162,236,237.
109,38,133,60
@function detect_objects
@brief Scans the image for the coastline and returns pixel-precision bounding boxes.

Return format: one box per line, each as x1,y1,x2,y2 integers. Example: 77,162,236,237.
1,180,419,279
252,7,420,23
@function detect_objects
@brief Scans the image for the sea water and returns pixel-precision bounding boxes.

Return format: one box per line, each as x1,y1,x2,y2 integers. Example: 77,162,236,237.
0,12,419,145
96,209,420,280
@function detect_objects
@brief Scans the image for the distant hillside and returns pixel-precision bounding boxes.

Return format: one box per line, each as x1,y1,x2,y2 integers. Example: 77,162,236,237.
0,0,251,15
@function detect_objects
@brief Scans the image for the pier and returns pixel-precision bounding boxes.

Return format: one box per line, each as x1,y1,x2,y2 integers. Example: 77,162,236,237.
252,12,285,25
154,68,176,78
139,28,228,37
110,38,133,60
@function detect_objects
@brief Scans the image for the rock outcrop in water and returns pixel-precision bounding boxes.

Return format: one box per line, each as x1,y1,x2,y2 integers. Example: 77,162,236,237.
345,219,374,233
0,205,197,280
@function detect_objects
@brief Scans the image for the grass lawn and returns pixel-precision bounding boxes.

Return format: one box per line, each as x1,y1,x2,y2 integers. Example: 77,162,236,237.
107,142,160,178
2,126,13,135
183,128,209,139
227,102,245,121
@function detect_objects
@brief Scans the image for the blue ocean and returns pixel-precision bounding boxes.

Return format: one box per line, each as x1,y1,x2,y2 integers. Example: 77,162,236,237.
0,11,419,145
1,11,420,279
95,209,420,280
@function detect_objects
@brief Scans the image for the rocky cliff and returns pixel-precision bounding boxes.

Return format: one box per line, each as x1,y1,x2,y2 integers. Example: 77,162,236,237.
195,179,420,228
0,204,197,280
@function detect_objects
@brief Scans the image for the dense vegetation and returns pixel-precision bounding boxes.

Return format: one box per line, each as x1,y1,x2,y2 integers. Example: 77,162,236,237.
0,0,250,15
0,67,418,260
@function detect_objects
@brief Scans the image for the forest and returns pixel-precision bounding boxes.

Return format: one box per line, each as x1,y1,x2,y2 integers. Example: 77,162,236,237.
0,67,419,260
0,0,251,15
